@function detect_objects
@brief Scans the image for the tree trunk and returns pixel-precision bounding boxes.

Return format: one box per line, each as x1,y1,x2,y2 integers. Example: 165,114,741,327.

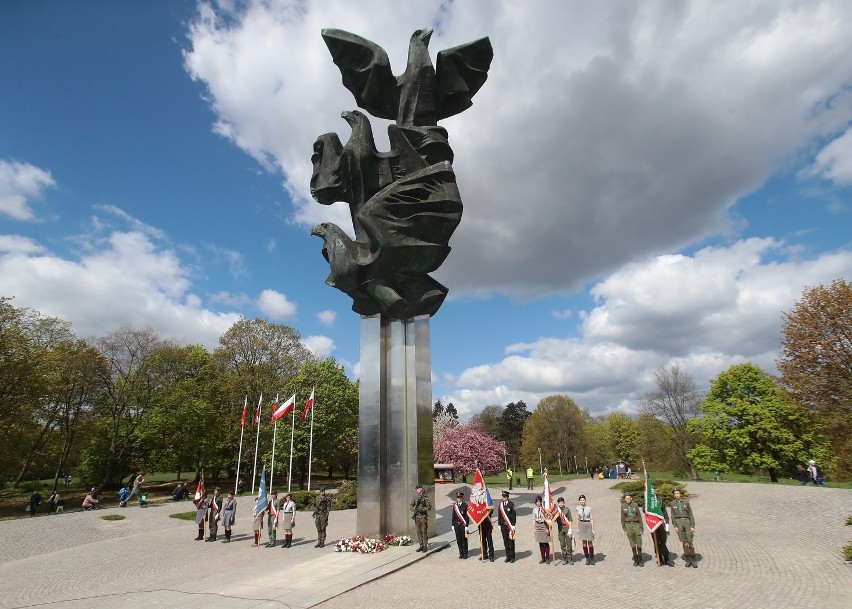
768,468,779,483
689,462,699,480
13,418,55,488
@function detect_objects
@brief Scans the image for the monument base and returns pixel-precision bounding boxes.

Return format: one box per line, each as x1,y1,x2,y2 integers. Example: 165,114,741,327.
357,315,436,538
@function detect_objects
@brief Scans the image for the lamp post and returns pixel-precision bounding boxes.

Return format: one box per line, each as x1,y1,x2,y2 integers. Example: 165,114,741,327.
574,455,578,475
538,447,543,476
500,441,508,472
584,456,588,474
557,452,563,477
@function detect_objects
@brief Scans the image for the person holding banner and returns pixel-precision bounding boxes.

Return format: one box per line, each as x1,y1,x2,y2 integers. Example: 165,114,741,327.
576,494,596,565
621,492,644,566
451,492,470,559
193,492,209,541
266,490,279,547
221,491,237,543
532,496,552,564
251,497,264,546
649,497,673,566
479,514,495,562
207,487,222,542
555,497,574,564
497,490,516,563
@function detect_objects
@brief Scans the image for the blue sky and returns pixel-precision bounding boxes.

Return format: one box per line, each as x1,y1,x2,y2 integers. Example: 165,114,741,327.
2,1,851,419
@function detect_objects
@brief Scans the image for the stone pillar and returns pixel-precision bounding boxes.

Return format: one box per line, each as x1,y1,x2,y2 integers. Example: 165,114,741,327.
357,314,435,538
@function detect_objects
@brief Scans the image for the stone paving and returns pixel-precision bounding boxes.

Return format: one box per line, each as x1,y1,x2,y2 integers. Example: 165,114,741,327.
0,479,849,609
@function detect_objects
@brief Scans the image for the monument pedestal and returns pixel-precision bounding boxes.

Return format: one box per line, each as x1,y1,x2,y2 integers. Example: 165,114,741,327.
357,314,436,538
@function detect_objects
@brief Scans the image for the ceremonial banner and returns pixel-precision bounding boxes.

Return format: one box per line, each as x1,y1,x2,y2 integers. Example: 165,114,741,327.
194,472,205,501
542,472,557,519
301,389,315,422
254,468,268,517
467,469,492,526
643,472,665,533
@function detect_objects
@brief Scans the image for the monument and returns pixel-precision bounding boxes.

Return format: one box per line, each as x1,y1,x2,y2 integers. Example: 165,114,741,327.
311,27,493,537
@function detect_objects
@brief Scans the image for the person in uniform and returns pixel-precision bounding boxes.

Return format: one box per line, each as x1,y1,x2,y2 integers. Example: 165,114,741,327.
313,487,332,548
648,496,673,566
506,468,513,490
221,490,237,543
479,512,495,562
576,494,596,565
193,491,209,541
280,491,296,548
207,487,222,542
526,467,534,490
410,484,432,552
621,492,644,566
451,491,469,559
555,497,574,564
266,490,278,547
251,497,264,546
497,490,516,562
532,496,551,564
671,488,697,567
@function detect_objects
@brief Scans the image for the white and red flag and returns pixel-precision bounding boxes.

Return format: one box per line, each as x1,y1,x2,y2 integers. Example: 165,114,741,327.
542,472,557,520
271,394,296,423
301,389,315,422
240,396,248,428
467,469,493,526
253,395,262,427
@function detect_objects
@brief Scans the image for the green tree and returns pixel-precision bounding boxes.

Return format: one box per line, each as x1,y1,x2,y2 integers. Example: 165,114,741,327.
641,363,703,479
778,279,852,477
500,401,530,463
445,402,459,421
688,362,828,482
432,400,445,419
520,395,589,474
605,412,639,467
469,404,503,439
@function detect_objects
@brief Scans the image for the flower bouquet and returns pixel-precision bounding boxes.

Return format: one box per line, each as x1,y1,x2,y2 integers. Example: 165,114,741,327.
335,535,387,553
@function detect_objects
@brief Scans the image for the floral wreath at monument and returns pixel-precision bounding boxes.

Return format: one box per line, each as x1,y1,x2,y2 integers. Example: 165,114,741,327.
335,534,414,554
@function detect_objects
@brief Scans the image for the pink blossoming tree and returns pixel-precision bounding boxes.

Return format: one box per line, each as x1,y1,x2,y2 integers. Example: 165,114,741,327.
433,424,504,475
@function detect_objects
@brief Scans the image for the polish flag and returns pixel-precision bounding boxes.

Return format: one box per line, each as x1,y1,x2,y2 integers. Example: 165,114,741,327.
301,389,315,422
253,394,263,427
240,396,248,428
270,394,296,422
543,472,557,519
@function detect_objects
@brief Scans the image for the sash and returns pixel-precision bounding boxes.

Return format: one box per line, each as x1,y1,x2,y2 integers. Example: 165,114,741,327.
210,497,220,514
269,500,278,527
453,503,468,537
558,508,571,528
499,502,515,538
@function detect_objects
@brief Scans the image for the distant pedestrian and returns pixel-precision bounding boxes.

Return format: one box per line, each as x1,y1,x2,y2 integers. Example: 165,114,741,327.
526,467,534,490
506,468,513,491
81,489,99,511
576,494,595,565
47,491,59,514
29,491,41,517
54,495,65,514
807,460,825,486
118,485,131,507
796,464,810,485
128,469,145,505
221,491,237,543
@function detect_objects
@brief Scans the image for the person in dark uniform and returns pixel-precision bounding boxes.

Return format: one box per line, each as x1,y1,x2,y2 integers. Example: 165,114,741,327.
221,490,237,543
671,488,697,567
621,492,644,566
479,513,495,562
497,490,516,562
410,484,432,552
451,491,469,559
313,487,332,548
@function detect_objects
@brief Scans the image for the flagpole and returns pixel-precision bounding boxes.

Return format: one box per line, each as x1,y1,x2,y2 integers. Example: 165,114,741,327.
287,394,296,493
307,391,315,491
251,393,263,494
235,396,247,495
270,394,279,490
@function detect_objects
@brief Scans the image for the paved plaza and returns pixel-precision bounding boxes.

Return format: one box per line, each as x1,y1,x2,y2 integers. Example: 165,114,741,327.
0,479,849,609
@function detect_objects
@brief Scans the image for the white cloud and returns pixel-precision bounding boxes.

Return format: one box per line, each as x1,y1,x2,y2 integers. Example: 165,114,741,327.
0,160,55,221
303,334,335,358
0,230,241,348
807,128,852,185
0,234,46,255
443,240,852,417
551,309,572,320
257,288,296,319
315,309,336,326
183,1,852,298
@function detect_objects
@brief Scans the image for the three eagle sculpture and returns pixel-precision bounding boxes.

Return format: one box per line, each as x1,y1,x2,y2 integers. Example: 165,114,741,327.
311,27,493,318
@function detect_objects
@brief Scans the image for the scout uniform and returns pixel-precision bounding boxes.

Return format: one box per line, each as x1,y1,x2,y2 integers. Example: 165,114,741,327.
313,488,332,548
266,491,278,547
621,492,643,566
532,497,551,564
555,497,574,564
410,484,432,552
194,494,209,541
576,495,595,565
280,492,297,548
671,489,697,568
207,488,222,542
221,492,237,543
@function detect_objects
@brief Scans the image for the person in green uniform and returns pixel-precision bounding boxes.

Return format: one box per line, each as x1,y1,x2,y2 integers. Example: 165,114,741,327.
265,490,278,547
671,488,697,568
207,487,222,542
621,492,644,567
410,484,432,552
555,497,574,564
313,487,332,548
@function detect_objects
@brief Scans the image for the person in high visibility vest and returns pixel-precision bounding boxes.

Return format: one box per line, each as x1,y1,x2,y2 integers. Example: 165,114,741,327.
507,469,513,490
526,467,534,490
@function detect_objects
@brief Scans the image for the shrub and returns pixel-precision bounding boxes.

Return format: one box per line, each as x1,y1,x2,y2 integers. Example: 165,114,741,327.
101,514,125,521
332,480,357,510
613,479,687,506
169,511,196,520
845,542,852,561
